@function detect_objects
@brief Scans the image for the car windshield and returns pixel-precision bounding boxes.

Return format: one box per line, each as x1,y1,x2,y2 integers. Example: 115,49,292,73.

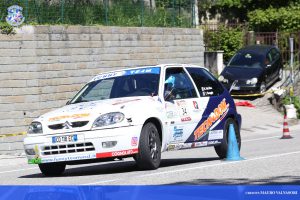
228,52,264,68
70,67,160,104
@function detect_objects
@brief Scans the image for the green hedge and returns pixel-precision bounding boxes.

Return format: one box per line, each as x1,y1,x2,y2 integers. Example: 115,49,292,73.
204,26,244,61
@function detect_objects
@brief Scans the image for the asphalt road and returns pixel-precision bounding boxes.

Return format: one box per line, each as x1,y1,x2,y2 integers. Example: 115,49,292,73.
0,104,299,185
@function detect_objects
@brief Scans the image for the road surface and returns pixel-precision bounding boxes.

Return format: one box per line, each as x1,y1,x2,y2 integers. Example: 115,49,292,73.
0,104,299,185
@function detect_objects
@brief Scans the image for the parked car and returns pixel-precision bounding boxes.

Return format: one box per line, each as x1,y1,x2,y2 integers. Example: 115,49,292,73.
218,45,283,94
24,64,241,176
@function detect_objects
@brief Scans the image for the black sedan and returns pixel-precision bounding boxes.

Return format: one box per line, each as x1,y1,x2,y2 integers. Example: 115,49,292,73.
218,45,283,94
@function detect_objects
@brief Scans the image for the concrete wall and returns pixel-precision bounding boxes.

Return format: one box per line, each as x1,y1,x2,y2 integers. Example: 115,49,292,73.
0,25,204,154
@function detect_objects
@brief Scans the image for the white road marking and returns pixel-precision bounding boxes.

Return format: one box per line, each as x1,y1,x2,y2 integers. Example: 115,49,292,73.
243,136,280,142
84,150,300,185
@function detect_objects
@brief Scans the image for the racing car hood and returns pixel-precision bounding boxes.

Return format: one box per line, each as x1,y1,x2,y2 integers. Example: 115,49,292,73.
35,96,163,133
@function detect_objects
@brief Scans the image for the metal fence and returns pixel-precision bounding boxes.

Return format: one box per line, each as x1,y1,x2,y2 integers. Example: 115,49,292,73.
246,32,300,67
0,0,196,27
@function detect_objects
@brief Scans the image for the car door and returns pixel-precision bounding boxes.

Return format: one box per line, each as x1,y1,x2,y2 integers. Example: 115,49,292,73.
265,51,274,84
163,67,201,148
185,67,226,145
270,48,281,78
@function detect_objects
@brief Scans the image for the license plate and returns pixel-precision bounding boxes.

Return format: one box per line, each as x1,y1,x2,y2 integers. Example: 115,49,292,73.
52,135,78,143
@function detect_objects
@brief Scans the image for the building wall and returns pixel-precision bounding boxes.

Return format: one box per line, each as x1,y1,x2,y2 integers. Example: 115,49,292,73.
0,25,204,153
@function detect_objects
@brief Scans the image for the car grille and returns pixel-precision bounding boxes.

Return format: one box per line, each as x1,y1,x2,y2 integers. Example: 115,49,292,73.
48,121,89,130
41,142,95,156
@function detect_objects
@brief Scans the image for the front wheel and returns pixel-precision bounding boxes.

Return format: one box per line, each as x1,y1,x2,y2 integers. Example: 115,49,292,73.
38,163,66,176
214,118,241,159
134,122,161,170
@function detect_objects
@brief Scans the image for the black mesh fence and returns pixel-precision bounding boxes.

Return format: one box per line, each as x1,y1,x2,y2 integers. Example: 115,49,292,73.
0,0,196,27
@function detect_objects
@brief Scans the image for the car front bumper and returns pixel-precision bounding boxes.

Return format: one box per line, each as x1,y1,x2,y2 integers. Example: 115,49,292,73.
24,125,142,164
223,83,260,94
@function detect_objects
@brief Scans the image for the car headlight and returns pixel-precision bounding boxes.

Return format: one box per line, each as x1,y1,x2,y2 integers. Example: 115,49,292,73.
246,78,258,85
218,75,228,83
92,112,125,128
28,122,43,134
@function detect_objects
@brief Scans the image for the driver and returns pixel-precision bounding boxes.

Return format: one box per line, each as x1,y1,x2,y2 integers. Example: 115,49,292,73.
164,75,176,100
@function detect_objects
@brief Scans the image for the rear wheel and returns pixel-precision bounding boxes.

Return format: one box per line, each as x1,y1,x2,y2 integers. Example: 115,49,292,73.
214,118,241,159
38,163,66,176
134,122,161,170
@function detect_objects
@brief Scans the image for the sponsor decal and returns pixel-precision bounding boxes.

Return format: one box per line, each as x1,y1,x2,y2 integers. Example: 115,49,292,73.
167,144,181,151
96,148,138,158
42,154,96,163
112,99,141,105
181,116,191,122
91,67,160,82
194,98,229,141
193,101,199,109
28,158,41,164
70,102,97,111
6,5,25,27
176,100,186,107
49,113,90,122
208,140,221,145
173,126,183,141
92,71,124,82
208,130,224,140
131,137,138,146
202,87,213,91
180,143,192,149
128,68,160,75
192,141,208,148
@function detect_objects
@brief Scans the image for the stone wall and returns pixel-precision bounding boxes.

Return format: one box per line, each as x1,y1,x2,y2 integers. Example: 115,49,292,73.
0,25,204,147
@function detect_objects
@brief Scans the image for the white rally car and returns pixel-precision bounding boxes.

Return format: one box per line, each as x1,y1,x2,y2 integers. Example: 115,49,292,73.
24,64,242,176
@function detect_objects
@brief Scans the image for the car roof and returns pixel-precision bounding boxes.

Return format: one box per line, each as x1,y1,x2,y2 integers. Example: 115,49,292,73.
89,64,207,82
238,45,277,55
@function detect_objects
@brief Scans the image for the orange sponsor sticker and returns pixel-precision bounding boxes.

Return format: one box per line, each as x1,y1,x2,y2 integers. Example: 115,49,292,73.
194,99,229,141
49,113,90,122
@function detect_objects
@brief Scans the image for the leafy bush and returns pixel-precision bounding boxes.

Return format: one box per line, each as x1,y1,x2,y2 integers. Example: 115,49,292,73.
248,5,300,32
204,26,244,61
0,22,15,35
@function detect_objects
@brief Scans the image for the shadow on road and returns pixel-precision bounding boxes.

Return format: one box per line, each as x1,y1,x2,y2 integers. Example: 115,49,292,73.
167,176,300,185
18,157,220,178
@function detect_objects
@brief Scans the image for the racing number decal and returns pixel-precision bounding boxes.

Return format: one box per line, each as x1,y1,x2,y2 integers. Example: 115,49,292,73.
181,107,187,116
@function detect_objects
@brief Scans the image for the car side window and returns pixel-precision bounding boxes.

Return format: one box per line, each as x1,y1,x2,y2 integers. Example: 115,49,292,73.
186,67,224,97
271,48,279,61
164,67,197,101
266,52,273,65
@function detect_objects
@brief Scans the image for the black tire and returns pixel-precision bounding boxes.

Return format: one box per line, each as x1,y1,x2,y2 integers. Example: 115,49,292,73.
38,163,66,176
134,122,161,170
214,118,241,159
